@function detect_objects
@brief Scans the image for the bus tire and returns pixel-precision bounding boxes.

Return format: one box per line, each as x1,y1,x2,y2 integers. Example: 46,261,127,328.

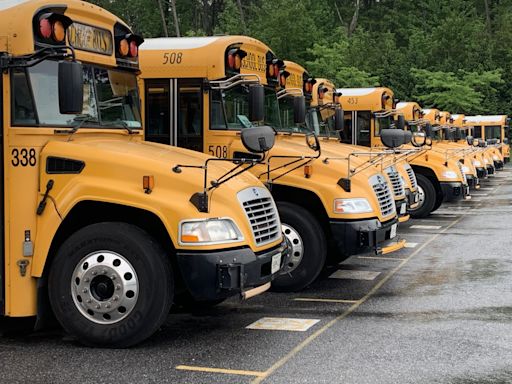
409,174,436,218
48,222,173,348
271,202,326,292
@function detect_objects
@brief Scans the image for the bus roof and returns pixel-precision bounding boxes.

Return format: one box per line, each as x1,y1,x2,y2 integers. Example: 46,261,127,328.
0,0,130,67
465,115,508,125
396,102,422,121
337,87,394,111
139,35,274,83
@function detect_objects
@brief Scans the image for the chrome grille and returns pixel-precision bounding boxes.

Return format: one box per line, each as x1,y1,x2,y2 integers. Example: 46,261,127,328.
405,166,417,190
385,166,405,198
238,187,281,247
370,174,396,218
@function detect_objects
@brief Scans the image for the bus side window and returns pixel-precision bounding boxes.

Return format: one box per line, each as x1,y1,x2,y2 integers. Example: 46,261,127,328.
12,69,36,125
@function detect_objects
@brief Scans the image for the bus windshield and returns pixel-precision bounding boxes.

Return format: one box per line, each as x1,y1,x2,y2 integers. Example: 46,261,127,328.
484,125,501,140
13,60,141,128
375,116,392,135
305,108,335,136
211,85,281,131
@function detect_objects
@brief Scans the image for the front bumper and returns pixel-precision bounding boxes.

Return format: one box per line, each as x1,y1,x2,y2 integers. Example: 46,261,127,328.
329,217,401,257
494,160,504,170
405,188,420,210
486,165,495,175
476,167,488,179
176,241,287,301
440,181,467,202
466,174,480,190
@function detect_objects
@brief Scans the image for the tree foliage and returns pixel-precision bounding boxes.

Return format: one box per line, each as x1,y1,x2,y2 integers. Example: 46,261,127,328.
89,0,512,114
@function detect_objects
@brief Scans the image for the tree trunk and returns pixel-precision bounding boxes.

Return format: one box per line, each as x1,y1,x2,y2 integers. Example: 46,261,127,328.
483,0,491,34
156,0,169,37
348,0,361,38
334,1,344,27
236,0,247,33
170,0,181,37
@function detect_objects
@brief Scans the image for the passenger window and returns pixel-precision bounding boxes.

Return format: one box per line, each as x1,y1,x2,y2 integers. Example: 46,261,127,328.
12,69,36,125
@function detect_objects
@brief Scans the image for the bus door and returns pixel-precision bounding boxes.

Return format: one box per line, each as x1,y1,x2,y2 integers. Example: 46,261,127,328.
349,111,371,147
145,78,203,152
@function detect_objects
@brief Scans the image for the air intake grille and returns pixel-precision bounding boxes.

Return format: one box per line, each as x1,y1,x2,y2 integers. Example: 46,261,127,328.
385,167,405,198
405,166,417,190
238,187,281,247
370,174,396,218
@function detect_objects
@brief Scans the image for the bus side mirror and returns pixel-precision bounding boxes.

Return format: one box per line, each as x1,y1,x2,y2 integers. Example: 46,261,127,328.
58,61,83,114
248,84,265,122
425,122,433,138
241,125,275,153
381,128,405,148
293,95,306,125
466,136,474,146
334,107,344,131
396,115,405,130
403,130,412,144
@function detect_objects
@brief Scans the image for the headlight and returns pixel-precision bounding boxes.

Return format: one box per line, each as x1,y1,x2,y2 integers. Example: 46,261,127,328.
180,219,243,244
492,155,499,160
442,171,458,179
484,158,489,163
334,198,373,214
473,160,482,167
461,165,470,173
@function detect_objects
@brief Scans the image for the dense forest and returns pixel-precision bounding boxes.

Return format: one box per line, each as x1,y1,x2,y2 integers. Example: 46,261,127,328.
91,0,512,115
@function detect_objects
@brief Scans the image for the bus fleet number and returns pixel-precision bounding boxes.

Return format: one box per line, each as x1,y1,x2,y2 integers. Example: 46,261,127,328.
208,145,228,158
11,148,36,167
162,52,183,64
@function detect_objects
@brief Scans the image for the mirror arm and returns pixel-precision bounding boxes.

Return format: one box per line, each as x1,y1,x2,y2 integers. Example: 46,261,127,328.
0,45,76,71
261,155,316,184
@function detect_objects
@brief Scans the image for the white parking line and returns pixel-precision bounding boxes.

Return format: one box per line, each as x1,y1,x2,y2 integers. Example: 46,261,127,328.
478,187,493,190
471,193,488,196
410,225,442,230
293,298,358,304
405,242,418,248
246,317,320,332
329,269,381,280
430,214,457,218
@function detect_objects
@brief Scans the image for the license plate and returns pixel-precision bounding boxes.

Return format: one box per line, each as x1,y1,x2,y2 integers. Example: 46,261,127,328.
400,203,407,214
390,224,397,239
271,253,282,274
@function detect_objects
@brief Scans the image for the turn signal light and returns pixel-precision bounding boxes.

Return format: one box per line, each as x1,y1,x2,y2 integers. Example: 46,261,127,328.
280,74,286,87
129,40,138,57
119,38,129,57
143,175,154,194
52,20,65,42
304,165,313,178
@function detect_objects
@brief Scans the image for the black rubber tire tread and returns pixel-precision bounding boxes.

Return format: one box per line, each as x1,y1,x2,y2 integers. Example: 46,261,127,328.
410,174,437,218
48,222,173,348
271,202,326,292
431,192,444,213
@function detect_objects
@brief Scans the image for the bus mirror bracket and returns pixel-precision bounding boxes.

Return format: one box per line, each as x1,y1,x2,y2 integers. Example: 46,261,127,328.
396,115,405,130
58,60,84,114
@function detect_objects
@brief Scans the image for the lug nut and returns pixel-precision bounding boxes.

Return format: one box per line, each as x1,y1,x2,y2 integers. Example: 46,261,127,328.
86,299,92,304
82,288,88,293
105,303,111,309
92,271,97,276
111,275,116,280
113,296,119,302
116,284,121,291
95,304,100,309
84,278,90,283
102,269,107,274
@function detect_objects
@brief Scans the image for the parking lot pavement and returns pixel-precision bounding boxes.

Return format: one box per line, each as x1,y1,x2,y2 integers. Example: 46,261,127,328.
1,168,512,384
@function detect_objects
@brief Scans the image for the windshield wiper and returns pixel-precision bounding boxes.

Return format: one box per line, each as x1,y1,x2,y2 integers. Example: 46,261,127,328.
54,114,99,134
102,120,139,134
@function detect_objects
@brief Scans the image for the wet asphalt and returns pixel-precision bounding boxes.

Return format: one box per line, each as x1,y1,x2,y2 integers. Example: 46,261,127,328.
1,167,512,384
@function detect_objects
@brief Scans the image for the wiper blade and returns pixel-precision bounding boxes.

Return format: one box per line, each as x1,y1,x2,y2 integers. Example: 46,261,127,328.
54,114,99,134
102,120,139,134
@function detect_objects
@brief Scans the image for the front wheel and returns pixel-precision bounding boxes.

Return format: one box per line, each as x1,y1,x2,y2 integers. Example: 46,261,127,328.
49,222,173,348
271,202,326,292
409,174,437,218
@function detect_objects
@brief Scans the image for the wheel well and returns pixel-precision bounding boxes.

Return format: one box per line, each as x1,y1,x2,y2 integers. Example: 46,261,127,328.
36,201,180,329
411,165,443,198
269,184,333,246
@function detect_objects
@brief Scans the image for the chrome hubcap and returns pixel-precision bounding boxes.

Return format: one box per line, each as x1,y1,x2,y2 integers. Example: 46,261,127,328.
281,224,304,274
71,251,139,324
410,185,425,211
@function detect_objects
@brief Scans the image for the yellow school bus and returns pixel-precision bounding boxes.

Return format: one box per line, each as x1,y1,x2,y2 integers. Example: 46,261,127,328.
140,36,405,292
394,103,469,217
293,74,418,222
465,115,509,166
0,0,286,347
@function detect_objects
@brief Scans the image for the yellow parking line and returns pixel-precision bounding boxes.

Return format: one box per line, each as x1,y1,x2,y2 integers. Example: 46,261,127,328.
176,365,266,377
357,256,406,261
251,214,465,384
293,298,359,304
